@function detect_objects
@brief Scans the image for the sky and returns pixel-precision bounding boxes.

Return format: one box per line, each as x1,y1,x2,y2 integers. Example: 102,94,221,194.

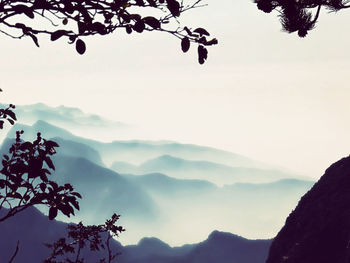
1,0,350,179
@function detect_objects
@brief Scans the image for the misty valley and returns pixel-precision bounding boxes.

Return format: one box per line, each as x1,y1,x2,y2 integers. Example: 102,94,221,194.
0,104,316,262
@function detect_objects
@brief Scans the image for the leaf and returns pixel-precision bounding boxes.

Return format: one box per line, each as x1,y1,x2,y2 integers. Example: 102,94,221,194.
29,33,40,47
76,39,86,55
91,22,106,34
49,181,58,190
193,27,210,36
42,168,51,175
19,142,33,151
40,173,48,182
181,37,190,53
135,0,144,6
198,45,208,65
145,0,157,7
70,199,80,210
44,156,55,170
49,207,58,220
206,38,218,46
126,25,132,34
40,183,46,192
166,0,180,17
78,22,87,34
5,109,17,120
13,5,35,19
51,30,67,41
71,192,82,199
143,17,160,29
45,140,59,148
133,20,145,33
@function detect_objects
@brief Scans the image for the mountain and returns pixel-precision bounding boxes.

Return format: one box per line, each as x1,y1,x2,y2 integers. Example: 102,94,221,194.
12,102,126,130
113,155,302,185
266,156,350,263
0,136,104,167
6,120,268,170
50,155,158,225
0,207,271,263
124,172,217,197
123,172,314,244
0,206,122,263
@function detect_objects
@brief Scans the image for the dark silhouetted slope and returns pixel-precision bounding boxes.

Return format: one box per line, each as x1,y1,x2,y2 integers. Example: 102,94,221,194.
266,156,350,263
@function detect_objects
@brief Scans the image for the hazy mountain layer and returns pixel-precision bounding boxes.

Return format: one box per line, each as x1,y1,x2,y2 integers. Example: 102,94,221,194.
124,172,314,244
112,154,303,185
8,120,267,169
0,207,271,263
1,119,315,245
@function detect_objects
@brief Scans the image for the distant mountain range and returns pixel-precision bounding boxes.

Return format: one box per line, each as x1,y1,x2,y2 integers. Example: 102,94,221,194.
0,103,315,245
112,154,305,185
0,207,272,263
8,119,268,169
11,103,126,129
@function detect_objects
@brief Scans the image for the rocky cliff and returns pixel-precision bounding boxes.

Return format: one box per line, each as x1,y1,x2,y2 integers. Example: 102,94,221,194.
266,156,350,263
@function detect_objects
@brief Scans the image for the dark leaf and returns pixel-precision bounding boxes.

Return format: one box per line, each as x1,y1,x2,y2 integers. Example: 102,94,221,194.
40,183,46,192
143,17,160,29
181,37,190,52
49,181,58,190
5,109,17,121
76,39,86,55
19,142,33,151
126,25,132,34
135,0,144,6
51,30,67,41
71,192,82,199
198,45,208,64
166,0,180,17
7,119,15,125
70,199,80,210
193,27,210,36
13,5,35,19
45,140,59,148
78,22,87,34
133,20,145,33
40,173,48,182
44,156,55,170
42,168,51,175
29,33,40,47
49,206,58,220
145,0,157,7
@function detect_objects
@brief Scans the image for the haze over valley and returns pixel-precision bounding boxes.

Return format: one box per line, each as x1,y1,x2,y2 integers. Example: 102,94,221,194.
0,103,315,246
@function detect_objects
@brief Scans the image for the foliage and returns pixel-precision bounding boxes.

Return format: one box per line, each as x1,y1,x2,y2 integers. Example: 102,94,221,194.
0,104,81,222
254,0,350,37
0,0,218,63
44,214,125,263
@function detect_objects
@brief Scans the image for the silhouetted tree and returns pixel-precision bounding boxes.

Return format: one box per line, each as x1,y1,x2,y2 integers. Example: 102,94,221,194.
0,0,217,64
0,103,125,263
0,129,81,222
44,214,125,263
0,103,84,262
254,0,348,37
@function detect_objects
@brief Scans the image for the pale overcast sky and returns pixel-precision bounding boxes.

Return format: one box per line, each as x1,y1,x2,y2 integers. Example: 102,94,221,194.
1,0,350,178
